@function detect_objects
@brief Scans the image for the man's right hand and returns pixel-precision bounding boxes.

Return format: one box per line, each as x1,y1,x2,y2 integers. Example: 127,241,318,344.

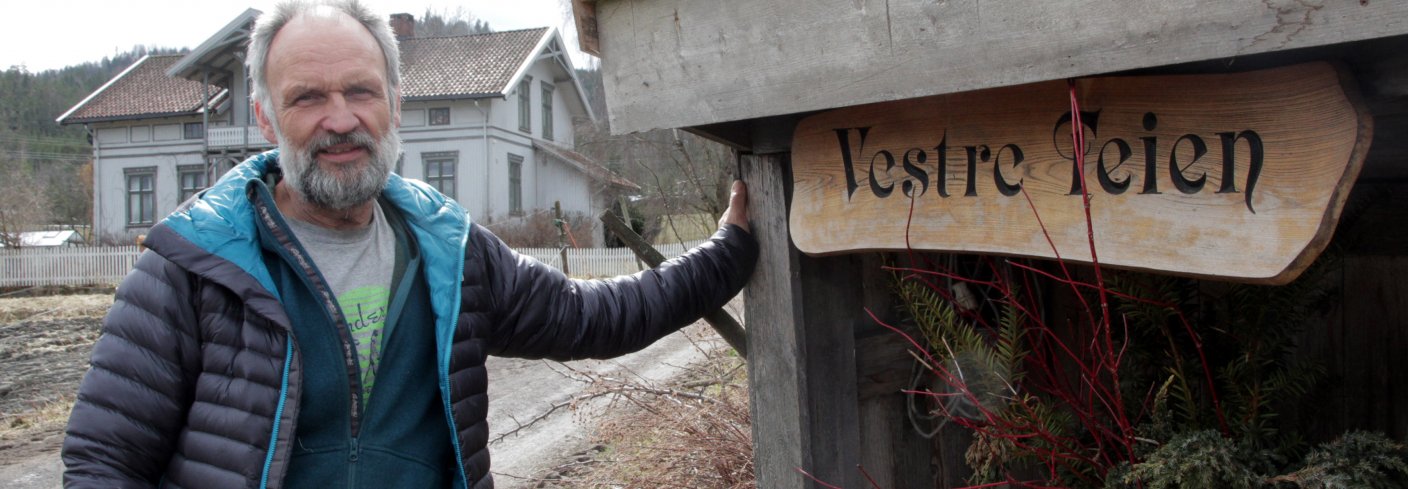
719,180,750,233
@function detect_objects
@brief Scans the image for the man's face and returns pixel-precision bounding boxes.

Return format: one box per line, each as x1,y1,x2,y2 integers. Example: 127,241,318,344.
255,9,401,210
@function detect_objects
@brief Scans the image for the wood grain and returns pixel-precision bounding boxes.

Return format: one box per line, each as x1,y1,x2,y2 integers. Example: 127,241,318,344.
789,63,1370,284
592,0,1408,134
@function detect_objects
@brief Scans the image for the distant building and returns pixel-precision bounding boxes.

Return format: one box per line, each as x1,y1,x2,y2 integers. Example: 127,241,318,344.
1,230,85,247
58,9,634,245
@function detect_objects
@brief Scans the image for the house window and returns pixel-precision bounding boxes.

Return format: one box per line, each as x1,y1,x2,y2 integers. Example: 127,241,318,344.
428,107,451,126
518,77,532,133
177,165,208,202
125,167,157,226
541,82,555,141
423,152,457,199
508,153,523,214
183,122,204,140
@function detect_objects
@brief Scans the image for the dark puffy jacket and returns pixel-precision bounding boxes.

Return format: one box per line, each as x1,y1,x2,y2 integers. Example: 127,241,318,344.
61,151,757,488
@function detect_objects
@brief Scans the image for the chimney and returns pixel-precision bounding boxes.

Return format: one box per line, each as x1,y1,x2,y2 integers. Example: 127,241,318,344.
389,13,415,40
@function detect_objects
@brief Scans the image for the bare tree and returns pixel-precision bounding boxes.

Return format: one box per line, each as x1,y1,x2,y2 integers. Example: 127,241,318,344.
575,113,734,247
0,159,52,248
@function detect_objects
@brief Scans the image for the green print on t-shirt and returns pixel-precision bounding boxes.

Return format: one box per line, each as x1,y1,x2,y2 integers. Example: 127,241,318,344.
340,285,390,401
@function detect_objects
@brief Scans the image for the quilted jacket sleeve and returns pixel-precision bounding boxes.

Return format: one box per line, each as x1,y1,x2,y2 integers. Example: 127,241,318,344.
479,223,758,360
62,251,201,488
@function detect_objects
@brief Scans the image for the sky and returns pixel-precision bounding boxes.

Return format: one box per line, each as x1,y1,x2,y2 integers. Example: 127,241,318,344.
0,0,590,73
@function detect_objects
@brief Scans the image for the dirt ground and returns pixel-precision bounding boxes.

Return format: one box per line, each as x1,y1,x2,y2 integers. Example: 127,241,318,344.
0,292,743,487
0,293,112,466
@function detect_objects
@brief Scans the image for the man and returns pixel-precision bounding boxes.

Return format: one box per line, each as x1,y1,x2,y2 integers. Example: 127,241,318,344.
59,2,756,488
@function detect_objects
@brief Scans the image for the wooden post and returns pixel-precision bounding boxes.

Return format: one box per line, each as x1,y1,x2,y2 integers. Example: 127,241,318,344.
743,153,864,488
554,200,569,275
617,195,644,271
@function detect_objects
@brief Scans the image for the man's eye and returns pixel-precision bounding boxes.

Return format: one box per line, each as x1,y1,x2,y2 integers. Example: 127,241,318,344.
347,88,377,100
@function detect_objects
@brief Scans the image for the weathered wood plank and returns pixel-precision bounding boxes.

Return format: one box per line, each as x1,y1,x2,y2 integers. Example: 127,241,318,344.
858,395,936,488
1339,255,1408,440
593,0,1408,134
742,153,806,487
743,154,864,488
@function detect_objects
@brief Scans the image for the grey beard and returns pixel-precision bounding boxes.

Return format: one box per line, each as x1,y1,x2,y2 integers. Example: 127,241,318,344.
277,129,399,210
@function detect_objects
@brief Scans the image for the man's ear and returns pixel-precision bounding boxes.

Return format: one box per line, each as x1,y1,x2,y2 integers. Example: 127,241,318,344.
254,100,278,144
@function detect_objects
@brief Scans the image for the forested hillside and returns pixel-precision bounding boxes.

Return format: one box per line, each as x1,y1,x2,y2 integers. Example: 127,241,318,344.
0,47,186,242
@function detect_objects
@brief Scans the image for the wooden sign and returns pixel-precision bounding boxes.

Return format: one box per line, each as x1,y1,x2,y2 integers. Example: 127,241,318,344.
789,63,1371,284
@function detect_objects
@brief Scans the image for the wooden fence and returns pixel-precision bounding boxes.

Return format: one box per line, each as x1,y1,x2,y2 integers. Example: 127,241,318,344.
0,246,142,288
516,240,703,278
0,240,705,287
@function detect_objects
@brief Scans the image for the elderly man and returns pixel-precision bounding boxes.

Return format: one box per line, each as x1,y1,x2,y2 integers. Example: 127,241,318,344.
59,1,756,488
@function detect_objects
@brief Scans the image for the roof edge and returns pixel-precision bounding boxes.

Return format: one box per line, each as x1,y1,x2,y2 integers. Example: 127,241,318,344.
62,110,207,125
167,8,262,81
550,30,597,123
57,55,154,125
403,93,500,102
499,27,555,101
500,27,597,122
533,140,639,190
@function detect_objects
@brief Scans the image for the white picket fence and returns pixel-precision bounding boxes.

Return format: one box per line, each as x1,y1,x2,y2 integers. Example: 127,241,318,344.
517,240,703,278
0,240,706,287
0,246,143,288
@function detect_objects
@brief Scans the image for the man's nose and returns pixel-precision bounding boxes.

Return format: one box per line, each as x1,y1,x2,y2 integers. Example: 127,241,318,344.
320,94,361,134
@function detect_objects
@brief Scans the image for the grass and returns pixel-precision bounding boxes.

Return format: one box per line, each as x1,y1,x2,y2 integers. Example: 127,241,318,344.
0,394,75,443
570,346,755,488
0,293,113,323
652,213,718,246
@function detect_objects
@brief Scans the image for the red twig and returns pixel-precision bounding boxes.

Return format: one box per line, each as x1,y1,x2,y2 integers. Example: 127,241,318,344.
858,465,883,489
874,80,1230,486
796,468,846,489
1068,79,1135,465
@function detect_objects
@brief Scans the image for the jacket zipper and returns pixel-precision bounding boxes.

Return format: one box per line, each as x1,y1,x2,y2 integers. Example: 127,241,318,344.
347,437,359,487
255,190,366,439
252,183,367,489
442,224,471,489
259,338,294,489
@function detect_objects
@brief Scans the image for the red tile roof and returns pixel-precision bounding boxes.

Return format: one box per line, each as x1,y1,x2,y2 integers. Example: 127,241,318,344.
399,27,549,99
62,27,554,123
60,55,219,123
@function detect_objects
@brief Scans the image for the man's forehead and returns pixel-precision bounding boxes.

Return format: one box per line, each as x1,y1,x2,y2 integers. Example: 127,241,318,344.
283,6,363,32
267,7,382,65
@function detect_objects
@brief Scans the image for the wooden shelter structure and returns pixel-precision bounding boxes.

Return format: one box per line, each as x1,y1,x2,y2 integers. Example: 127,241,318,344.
576,1,1408,486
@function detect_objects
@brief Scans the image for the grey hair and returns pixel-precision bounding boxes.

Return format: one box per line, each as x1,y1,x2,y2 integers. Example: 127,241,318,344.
246,0,401,122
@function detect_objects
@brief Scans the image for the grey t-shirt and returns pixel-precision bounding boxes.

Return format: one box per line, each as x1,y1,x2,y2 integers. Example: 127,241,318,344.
285,203,396,402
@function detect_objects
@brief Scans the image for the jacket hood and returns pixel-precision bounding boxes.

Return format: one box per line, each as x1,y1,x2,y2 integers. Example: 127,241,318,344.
154,150,472,300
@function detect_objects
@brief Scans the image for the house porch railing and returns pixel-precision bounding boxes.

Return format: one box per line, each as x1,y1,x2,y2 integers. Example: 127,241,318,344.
207,126,275,150
0,241,704,288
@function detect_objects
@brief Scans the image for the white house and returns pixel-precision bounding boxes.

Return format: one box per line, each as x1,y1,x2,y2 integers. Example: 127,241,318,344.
58,9,633,245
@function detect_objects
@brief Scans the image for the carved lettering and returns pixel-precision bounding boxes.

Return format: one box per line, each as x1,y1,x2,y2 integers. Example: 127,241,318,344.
831,110,1265,210
902,148,929,198
1218,130,1265,213
869,149,896,198
1169,134,1208,194
1097,138,1132,194
834,127,868,200
994,144,1024,196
